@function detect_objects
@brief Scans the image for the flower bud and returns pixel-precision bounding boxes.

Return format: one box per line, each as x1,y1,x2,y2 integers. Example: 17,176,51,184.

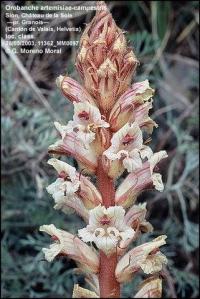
109,80,155,132
125,203,153,233
56,76,95,105
79,174,102,209
55,75,64,88
76,1,139,113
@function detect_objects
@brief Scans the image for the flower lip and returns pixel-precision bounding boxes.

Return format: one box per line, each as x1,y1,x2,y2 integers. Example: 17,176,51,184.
149,248,160,255
122,134,135,146
78,110,90,120
58,171,71,181
99,215,111,226
51,235,59,241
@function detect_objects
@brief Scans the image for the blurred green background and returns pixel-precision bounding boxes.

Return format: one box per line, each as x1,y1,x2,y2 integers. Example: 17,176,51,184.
1,1,199,298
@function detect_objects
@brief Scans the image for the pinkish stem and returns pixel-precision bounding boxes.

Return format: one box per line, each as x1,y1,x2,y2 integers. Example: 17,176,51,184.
97,158,120,298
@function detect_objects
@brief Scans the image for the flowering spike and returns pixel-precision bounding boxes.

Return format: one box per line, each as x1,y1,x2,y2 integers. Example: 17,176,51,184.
40,1,169,298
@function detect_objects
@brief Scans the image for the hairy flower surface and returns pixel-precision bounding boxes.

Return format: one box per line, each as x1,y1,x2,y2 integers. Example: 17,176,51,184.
78,205,135,255
115,235,167,283
115,150,168,207
39,224,99,273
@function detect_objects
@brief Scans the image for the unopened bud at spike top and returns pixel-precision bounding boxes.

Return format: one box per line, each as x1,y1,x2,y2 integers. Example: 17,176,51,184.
56,76,95,105
75,1,139,113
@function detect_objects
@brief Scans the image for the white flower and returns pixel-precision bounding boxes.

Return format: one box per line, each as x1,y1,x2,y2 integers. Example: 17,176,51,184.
148,151,168,191
140,251,168,274
123,146,153,173
49,122,98,173
78,205,135,256
40,224,70,262
39,224,99,273
103,122,152,177
65,102,109,146
105,123,143,158
109,80,156,132
115,235,167,283
115,150,168,207
46,159,81,214
46,158,102,219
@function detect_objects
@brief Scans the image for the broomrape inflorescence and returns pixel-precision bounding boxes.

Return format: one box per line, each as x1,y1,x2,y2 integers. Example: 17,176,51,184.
39,2,168,298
